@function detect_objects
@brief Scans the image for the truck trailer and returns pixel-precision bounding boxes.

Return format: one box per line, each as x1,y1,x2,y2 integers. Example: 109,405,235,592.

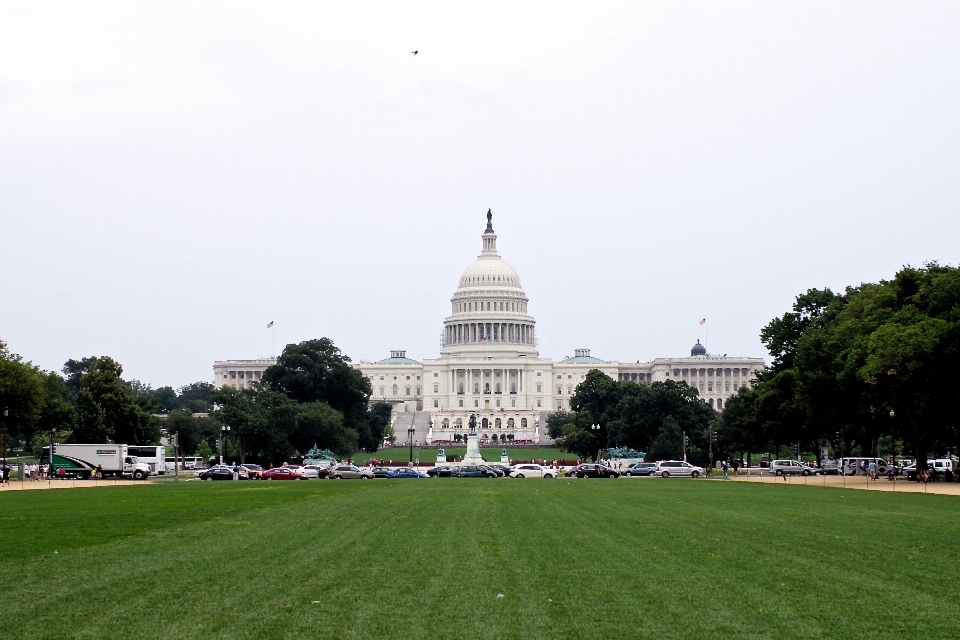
41,444,153,480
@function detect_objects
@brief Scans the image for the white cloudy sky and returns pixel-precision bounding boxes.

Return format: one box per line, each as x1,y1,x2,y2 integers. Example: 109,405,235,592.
2,1,958,388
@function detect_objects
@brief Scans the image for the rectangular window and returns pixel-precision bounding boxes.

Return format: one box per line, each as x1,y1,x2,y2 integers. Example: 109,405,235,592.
474,399,479,407
496,399,500,407
433,399,439,408
459,399,464,408
511,398,516,407
537,398,542,407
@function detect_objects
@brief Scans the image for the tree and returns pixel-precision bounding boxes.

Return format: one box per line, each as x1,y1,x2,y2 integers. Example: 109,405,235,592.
553,410,603,460
35,372,76,443
210,385,299,464
0,342,45,443
293,402,356,458
262,338,385,452
545,410,576,440
69,357,159,445
648,416,683,461
62,356,97,399
164,410,205,457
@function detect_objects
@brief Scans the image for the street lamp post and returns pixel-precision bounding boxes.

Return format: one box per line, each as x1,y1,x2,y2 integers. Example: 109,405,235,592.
219,425,230,464
408,426,416,464
2,407,7,471
591,423,601,461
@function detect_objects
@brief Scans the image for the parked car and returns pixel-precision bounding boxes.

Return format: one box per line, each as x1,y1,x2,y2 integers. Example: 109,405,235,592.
571,464,620,478
769,460,818,476
240,464,263,479
509,464,555,479
303,465,331,479
330,465,374,479
262,467,308,480
386,467,428,478
372,466,391,478
622,462,657,477
655,461,703,478
426,466,452,478
200,465,238,481
291,465,319,479
451,465,498,478
485,464,508,477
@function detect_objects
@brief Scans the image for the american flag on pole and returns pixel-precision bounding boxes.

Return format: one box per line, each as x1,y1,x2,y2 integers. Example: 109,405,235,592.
480,337,487,344
699,318,706,325
267,321,274,328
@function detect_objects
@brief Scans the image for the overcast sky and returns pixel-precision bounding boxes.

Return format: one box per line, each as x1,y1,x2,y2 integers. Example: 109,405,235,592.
2,1,959,388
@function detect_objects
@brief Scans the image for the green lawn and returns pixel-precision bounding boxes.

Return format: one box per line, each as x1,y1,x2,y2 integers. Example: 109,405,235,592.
1,480,957,639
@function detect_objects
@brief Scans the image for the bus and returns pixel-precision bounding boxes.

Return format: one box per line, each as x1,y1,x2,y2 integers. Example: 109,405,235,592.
165,456,203,471
128,446,166,475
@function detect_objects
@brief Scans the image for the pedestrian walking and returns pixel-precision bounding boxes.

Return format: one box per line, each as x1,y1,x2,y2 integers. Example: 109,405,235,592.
721,460,729,479
868,460,877,480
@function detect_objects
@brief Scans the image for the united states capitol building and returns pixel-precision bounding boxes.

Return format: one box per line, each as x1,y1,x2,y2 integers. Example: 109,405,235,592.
214,212,764,446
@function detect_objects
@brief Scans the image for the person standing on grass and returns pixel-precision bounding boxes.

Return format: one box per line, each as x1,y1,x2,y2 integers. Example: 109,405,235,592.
721,460,729,479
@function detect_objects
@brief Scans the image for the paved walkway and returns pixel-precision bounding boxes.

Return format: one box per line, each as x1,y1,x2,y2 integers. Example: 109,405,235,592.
726,472,960,496
0,478,146,491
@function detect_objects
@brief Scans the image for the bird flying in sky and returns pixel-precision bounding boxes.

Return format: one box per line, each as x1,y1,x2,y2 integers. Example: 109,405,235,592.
412,50,418,55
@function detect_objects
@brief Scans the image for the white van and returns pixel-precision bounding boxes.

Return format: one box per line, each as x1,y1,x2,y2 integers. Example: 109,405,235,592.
840,457,889,476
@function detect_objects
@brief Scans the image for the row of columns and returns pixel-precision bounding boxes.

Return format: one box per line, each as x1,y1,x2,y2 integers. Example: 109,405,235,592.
445,322,534,346
449,368,524,394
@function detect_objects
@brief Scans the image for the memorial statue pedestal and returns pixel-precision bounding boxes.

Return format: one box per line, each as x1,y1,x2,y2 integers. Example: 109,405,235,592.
462,433,485,465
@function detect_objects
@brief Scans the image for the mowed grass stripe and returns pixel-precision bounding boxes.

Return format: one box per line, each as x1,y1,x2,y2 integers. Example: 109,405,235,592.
0,480,957,639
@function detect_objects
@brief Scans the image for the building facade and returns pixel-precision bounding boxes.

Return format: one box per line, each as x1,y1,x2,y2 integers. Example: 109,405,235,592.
214,212,765,447
351,212,764,446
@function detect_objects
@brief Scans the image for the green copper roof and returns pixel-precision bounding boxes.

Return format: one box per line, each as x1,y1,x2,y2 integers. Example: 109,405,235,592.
559,355,606,364
376,356,421,365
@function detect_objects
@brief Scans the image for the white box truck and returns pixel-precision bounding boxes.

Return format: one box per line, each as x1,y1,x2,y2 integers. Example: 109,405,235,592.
43,444,153,480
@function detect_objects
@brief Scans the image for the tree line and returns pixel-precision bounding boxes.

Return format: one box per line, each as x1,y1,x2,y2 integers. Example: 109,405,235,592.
0,337,392,465
549,264,960,472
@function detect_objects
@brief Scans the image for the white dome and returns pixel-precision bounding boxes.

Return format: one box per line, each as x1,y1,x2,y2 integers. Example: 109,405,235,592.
458,258,522,290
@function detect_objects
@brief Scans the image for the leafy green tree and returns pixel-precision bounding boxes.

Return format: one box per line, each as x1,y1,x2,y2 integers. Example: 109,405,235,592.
195,440,214,463
210,385,299,464
164,410,205,457
69,357,159,445
262,338,385,452
175,382,213,413
553,410,602,460
648,416,683,461
35,372,76,442
0,342,45,443
293,402,356,458
62,356,97,399
545,410,576,440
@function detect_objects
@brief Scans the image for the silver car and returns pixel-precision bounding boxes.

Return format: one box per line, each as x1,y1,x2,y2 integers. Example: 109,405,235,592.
330,465,373,479
770,460,817,476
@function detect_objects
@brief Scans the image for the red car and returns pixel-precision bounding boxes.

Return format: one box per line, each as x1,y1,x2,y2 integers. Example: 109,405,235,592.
262,468,308,481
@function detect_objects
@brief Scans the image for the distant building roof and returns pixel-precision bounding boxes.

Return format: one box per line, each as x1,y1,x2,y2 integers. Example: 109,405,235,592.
559,348,606,364
376,350,421,365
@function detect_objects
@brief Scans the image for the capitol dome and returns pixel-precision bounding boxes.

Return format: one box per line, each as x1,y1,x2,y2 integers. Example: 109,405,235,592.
441,210,538,357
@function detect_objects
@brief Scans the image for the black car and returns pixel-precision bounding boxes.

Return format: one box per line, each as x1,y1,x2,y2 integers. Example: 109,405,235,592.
451,465,498,478
484,465,507,477
622,462,657,477
572,464,620,478
426,466,452,477
199,466,237,481
372,466,391,478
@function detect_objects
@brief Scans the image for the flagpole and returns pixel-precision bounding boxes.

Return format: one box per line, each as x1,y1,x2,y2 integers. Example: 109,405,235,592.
272,325,275,359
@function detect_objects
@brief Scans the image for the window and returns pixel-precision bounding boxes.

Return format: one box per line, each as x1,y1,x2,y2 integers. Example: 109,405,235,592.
568,375,572,379
433,384,439,393
405,387,411,396
567,385,572,394
433,399,439,408
495,418,501,428
537,399,542,407
521,418,528,428
416,376,420,380
709,398,715,408
442,419,449,428
379,376,384,380
474,383,480,394
557,386,562,394
474,399,479,407
405,376,410,380
416,387,420,395
511,398,516,407
558,401,562,410
537,372,541,377
557,375,561,379
537,383,542,392
392,384,398,395
496,399,500,407
508,418,515,428
717,398,723,410
510,383,516,393
458,383,464,394
459,399,463,408
434,373,438,377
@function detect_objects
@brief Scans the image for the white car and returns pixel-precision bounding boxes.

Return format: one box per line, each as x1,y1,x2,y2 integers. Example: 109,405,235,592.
290,466,319,479
509,464,556,479
655,460,704,478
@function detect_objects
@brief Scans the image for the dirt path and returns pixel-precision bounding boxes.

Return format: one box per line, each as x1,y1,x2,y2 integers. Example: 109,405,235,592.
727,473,960,496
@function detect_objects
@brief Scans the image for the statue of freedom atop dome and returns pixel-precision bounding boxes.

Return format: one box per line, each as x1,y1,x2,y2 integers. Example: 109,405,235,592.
485,208,494,233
